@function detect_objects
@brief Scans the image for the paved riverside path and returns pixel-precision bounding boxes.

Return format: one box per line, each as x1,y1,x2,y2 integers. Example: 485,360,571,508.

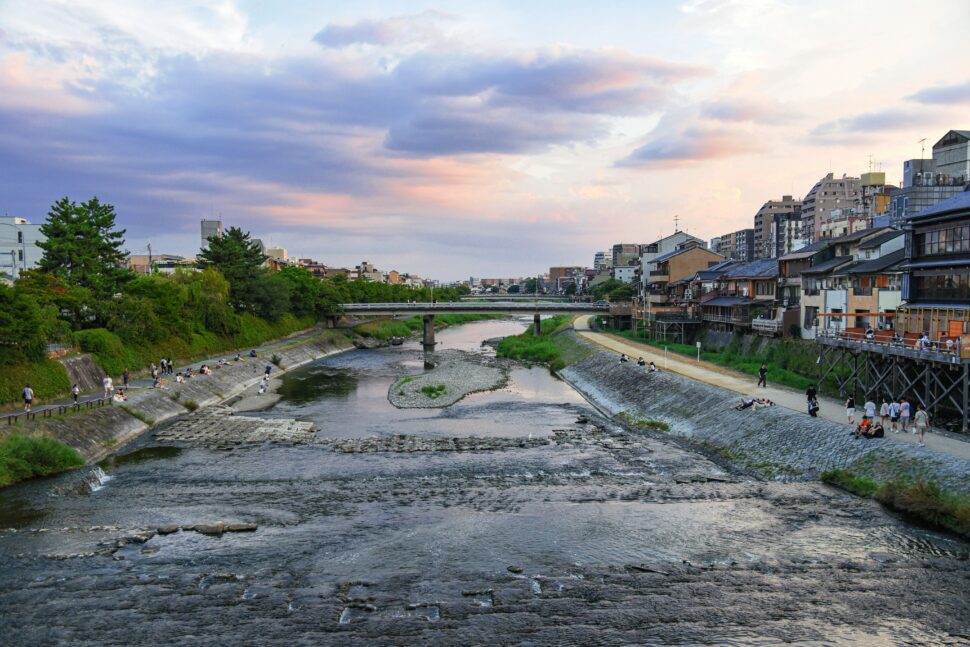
573,315,970,463
0,327,330,422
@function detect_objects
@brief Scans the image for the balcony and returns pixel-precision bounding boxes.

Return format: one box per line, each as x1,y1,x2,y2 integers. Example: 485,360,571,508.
752,319,784,333
649,270,669,278
852,287,873,296
701,311,751,325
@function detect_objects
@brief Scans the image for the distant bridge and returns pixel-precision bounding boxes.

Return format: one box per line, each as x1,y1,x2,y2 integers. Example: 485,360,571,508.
339,301,608,350
459,294,568,301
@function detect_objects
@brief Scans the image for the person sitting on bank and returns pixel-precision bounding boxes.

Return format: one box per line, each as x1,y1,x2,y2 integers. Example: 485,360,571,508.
113,388,128,403
735,398,755,410
249,349,257,358
619,354,628,363
637,357,646,367
648,362,658,372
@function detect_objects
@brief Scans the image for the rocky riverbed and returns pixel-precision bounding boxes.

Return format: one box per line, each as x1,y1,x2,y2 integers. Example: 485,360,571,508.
2,319,969,645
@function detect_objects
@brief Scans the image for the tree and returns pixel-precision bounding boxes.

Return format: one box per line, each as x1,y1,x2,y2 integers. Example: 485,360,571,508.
36,197,130,295
591,278,625,301
196,227,268,312
522,278,540,294
608,284,635,301
564,283,577,296
0,284,52,363
171,268,240,335
507,284,521,294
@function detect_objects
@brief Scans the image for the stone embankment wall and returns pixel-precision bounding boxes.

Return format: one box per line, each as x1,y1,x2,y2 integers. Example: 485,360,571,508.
561,347,970,496
58,354,106,393
13,332,353,464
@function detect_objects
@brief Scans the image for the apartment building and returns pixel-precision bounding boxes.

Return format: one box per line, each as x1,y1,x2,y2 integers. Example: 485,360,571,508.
0,216,44,280
753,195,802,259
888,131,970,226
713,228,755,262
637,231,704,295
800,173,861,243
699,258,779,332
643,242,724,317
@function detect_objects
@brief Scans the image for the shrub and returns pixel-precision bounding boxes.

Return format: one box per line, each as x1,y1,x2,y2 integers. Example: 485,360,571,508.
0,434,85,487
821,469,880,497
420,384,447,399
271,353,282,367
183,400,200,412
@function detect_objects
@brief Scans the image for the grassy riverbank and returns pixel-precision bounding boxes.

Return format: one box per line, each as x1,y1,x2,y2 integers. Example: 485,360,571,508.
497,315,593,372
823,469,970,540
354,314,506,340
0,434,85,487
598,322,842,394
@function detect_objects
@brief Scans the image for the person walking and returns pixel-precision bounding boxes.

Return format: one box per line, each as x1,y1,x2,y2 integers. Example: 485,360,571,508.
899,399,912,434
22,384,34,412
806,384,818,417
914,404,929,447
879,399,891,428
889,399,901,432
102,375,113,399
123,367,130,391
864,397,876,421
757,363,768,388
845,396,856,425
72,383,80,404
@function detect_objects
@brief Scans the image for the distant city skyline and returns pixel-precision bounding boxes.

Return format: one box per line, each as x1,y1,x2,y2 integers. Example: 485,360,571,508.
1,0,969,280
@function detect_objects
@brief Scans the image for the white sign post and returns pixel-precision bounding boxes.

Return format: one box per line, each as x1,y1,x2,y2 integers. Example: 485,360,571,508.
696,341,701,362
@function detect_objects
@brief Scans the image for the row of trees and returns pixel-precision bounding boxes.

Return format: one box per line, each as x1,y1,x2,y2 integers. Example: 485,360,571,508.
0,197,467,365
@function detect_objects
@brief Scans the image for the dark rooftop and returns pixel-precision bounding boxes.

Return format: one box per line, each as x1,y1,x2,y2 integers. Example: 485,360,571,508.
800,256,855,275
845,249,906,274
719,258,778,279
858,230,903,250
703,296,755,307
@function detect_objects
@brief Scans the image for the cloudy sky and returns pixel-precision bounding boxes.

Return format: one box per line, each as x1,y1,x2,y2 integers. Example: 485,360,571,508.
2,1,969,279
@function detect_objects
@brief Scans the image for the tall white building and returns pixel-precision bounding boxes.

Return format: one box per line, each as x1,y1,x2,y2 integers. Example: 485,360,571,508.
0,216,45,280
200,219,223,250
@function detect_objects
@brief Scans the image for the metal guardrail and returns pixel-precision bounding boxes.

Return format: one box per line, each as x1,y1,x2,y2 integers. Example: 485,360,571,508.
342,302,609,312
751,319,783,332
814,328,965,360
4,397,111,424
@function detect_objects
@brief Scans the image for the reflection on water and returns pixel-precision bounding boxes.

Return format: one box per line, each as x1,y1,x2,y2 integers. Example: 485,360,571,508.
274,367,358,403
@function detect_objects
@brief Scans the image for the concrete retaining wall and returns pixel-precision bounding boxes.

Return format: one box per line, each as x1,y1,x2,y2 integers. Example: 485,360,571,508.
561,349,970,496
11,331,354,464
58,354,105,393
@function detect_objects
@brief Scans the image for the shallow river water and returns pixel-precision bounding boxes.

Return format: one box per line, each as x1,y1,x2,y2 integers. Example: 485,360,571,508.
2,318,970,646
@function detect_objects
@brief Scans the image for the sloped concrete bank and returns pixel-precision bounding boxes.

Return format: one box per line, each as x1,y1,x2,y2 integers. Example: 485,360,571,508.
11,331,354,465
560,348,970,496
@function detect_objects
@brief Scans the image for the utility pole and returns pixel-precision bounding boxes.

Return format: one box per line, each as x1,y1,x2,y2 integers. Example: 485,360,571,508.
147,242,153,275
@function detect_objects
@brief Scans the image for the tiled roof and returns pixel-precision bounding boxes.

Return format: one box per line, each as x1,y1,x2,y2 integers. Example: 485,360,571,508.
858,230,903,249
845,249,906,274
719,258,778,278
907,188,970,222
824,226,894,246
800,256,855,275
778,240,829,260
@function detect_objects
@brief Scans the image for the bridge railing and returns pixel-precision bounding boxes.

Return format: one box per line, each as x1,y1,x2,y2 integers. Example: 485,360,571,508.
341,302,608,311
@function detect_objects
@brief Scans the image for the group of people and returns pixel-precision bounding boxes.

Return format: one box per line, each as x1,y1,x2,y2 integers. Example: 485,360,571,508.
619,354,658,372
846,396,931,446
735,397,775,411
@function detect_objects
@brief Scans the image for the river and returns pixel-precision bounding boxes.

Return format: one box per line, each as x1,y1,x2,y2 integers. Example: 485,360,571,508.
1,318,969,646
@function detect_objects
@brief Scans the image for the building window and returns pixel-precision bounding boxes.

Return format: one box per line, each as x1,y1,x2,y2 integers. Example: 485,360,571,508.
17,231,23,244
18,250,23,261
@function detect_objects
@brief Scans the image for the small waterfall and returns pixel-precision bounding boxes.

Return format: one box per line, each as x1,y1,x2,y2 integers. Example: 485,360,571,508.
84,466,112,493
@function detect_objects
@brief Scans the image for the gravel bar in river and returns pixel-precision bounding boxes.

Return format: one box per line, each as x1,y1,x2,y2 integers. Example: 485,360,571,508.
388,349,507,408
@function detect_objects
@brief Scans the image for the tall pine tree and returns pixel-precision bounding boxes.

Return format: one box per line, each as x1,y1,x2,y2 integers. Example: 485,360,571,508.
36,197,129,295
196,226,268,312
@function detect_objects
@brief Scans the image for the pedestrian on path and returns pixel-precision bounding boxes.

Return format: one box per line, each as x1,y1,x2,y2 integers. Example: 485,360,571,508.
890,399,901,432
72,384,79,404
914,405,929,447
22,384,33,412
879,399,891,427
864,398,876,421
845,396,856,425
757,363,768,388
806,384,818,417
899,399,912,434
103,375,113,399
123,367,130,391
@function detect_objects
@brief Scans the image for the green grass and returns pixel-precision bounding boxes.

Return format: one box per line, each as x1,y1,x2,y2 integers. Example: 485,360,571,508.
603,326,820,392
617,411,670,431
822,469,970,539
119,405,156,426
496,315,592,372
420,384,447,399
74,313,315,377
0,434,85,487
0,358,73,409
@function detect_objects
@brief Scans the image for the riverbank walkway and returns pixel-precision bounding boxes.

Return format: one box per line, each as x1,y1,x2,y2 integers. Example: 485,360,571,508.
573,315,970,463
0,327,331,422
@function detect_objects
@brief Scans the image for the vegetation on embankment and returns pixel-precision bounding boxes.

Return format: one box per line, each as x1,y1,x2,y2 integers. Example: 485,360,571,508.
355,314,506,340
0,359,74,407
597,320,845,395
497,315,593,372
822,469,970,540
0,434,85,487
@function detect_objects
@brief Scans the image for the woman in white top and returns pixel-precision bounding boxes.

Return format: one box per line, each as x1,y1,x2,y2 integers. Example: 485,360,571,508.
914,405,930,447
879,400,891,427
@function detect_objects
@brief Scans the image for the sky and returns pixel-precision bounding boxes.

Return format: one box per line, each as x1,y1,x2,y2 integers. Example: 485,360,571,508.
1,0,969,280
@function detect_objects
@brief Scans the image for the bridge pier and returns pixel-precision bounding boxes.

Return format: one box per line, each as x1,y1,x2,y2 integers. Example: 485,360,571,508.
534,313,541,335
423,314,436,351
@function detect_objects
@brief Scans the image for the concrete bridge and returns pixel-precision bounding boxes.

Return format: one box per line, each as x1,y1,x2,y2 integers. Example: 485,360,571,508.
340,302,608,350
459,294,568,301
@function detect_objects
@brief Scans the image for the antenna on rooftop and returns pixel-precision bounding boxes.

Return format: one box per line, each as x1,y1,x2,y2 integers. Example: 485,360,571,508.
868,154,873,172
674,214,680,232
